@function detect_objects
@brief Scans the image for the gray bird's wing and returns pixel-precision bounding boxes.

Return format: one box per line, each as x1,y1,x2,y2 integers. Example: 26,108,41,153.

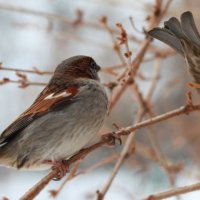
0,84,79,145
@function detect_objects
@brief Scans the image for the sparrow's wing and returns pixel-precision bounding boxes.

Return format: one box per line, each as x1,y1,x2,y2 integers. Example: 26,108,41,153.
0,115,40,145
0,85,79,144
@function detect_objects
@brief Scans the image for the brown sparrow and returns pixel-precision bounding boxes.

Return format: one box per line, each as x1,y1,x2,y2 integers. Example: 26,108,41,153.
0,55,108,178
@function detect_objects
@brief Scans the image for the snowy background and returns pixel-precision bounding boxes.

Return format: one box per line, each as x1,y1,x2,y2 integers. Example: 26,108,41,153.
1,0,200,199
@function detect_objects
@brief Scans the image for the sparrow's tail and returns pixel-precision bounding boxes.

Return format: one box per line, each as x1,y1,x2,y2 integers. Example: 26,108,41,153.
0,144,15,167
0,144,50,170
148,11,200,55
148,11,200,85
149,17,184,55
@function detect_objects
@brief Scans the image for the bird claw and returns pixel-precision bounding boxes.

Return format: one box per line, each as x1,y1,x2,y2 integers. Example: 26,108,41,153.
102,132,122,146
52,160,69,181
44,160,69,180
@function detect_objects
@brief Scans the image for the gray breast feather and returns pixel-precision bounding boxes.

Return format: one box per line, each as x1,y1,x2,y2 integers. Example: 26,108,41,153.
0,79,108,168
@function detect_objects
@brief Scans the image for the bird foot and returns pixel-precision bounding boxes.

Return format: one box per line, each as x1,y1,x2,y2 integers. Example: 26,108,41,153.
44,160,69,180
101,132,122,146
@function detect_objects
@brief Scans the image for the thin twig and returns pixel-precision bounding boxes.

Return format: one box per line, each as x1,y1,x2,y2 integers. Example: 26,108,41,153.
108,0,171,111
50,154,120,198
0,78,46,87
49,160,81,198
143,181,200,200
96,111,143,200
96,47,165,200
0,3,108,31
0,66,52,75
20,142,104,200
96,2,174,196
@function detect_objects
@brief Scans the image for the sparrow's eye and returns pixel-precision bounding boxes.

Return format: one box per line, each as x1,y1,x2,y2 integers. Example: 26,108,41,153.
91,61,101,71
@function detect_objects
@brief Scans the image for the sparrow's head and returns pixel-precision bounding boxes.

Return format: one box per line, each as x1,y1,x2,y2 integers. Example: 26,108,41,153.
53,55,101,81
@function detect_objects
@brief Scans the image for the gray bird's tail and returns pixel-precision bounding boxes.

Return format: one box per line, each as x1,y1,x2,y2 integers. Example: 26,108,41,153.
0,144,15,168
148,11,200,55
148,11,200,86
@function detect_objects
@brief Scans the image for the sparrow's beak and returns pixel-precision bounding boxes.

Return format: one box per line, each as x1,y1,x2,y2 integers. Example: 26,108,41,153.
91,64,101,80
96,64,101,72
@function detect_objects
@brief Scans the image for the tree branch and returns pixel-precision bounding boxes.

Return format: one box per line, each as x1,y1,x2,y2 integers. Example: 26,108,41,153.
143,181,200,200
19,103,200,200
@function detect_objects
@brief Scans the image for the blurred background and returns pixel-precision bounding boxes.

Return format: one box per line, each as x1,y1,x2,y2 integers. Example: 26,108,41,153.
1,0,200,199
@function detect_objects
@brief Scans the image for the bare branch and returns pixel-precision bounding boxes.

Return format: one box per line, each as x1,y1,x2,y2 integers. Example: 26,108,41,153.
143,182,200,200
19,103,200,200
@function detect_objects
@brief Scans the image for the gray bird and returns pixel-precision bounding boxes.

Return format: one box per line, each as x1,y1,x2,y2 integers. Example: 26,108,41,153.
148,11,200,89
0,55,108,177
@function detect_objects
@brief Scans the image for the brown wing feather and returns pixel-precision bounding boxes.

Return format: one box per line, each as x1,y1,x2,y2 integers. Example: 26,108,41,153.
0,85,79,144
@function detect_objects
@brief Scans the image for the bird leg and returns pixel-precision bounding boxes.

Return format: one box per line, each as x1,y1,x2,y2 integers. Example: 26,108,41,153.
43,160,69,180
101,132,122,146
